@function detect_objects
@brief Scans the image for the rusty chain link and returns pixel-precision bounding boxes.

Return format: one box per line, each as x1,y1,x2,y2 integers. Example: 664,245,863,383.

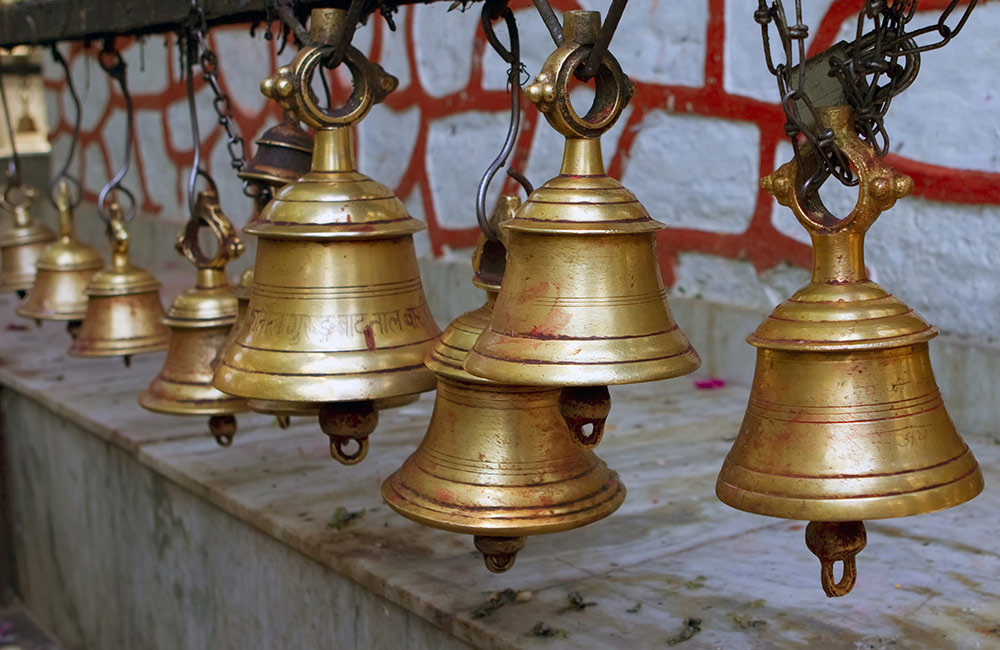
756,0,979,197
189,0,247,182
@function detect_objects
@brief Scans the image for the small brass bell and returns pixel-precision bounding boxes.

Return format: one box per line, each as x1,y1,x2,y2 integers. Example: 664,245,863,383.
68,204,169,364
466,11,699,433
214,8,441,465
0,185,56,296
140,190,248,445
384,196,625,572
17,181,103,331
237,110,313,207
716,106,983,597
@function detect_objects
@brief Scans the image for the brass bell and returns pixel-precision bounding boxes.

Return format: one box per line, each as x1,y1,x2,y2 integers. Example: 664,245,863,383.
237,110,313,208
716,106,984,598
466,11,699,428
0,184,56,296
140,190,248,445
383,196,625,573
68,204,169,364
17,181,103,332
214,8,440,465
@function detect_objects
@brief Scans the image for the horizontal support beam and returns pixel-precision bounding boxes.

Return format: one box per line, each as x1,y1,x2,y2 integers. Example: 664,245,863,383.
0,0,477,48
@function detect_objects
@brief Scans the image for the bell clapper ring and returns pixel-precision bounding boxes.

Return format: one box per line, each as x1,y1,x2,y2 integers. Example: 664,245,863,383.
319,401,377,466
476,0,534,241
805,521,867,598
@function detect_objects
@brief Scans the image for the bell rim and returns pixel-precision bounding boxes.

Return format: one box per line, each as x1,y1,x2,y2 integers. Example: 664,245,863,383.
16,305,87,321
138,385,249,416
381,469,627,537
466,337,701,387
0,277,35,293
68,337,169,358
715,462,984,522
243,219,426,240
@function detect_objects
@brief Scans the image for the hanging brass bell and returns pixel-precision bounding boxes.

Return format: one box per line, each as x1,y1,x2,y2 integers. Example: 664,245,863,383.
716,106,983,598
384,196,625,573
466,11,699,396
214,8,440,465
68,203,168,364
237,110,313,208
0,184,56,296
17,181,103,331
140,189,248,445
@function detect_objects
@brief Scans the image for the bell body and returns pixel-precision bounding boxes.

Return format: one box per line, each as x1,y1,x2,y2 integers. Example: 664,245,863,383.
466,139,698,386
68,223,168,358
238,112,313,191
214,127,440,404
384,263,625,570
0,204,56,293
140,269,247,416
717,255,983,522
18,210,103,321
719,341,983,522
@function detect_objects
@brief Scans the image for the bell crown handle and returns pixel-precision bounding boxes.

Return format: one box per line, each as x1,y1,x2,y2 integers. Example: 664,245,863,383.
525,10,635,141
175,189,244,271
762,106,913,236
762,105,913,283
260,8,397,131
2,182,36,225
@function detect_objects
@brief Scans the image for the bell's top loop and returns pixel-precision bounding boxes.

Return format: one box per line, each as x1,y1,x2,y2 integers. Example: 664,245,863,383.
106,203,131,272
175,189,244,272
55,179,75,240
260,9,397,131
525,10,635,140
762,105,914,238
1,182,36,214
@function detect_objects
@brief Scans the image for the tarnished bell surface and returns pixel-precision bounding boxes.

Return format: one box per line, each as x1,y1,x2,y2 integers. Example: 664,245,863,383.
18,182,103,323
214,21,440,416
0,186,56,294
237,111,313,195
383,197,625,573
68,205,168,360
466,11,698,387
716,106,983,597
140,190,247,445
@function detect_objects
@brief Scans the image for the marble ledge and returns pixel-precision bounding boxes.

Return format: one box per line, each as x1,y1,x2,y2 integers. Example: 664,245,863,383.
0,289,998,648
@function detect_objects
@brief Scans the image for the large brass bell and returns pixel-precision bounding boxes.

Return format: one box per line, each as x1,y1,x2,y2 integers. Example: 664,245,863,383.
465,11,699,442
384,196,625,573
716,106,984,598
214,8,440,465
237,110,313,208
0,184,56,296
17,181,103,333
68,204,169,364
140,189,247,445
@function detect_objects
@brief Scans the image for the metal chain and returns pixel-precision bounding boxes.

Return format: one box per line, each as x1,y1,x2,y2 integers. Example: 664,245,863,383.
189,0,246,178
756,0,979,196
